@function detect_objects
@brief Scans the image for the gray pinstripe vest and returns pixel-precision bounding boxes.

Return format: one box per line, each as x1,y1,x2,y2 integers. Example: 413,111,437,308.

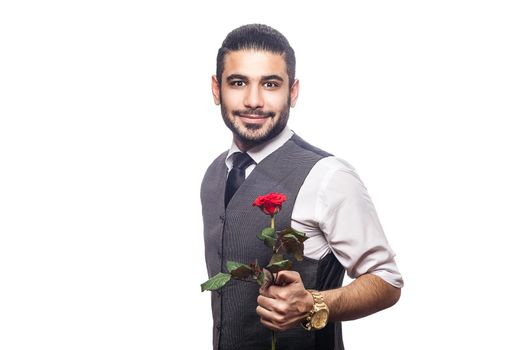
201,134,346,350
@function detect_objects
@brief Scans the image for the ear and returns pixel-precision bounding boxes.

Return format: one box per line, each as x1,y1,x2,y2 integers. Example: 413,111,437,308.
211,75,221,105
290,79,300,107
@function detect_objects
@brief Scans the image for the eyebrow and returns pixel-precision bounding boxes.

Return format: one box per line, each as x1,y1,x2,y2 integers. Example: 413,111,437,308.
261,75,284,82
226,74,285,82
226,74,248,82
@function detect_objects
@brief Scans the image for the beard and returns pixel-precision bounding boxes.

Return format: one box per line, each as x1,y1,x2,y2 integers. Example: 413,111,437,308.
220,95,291,148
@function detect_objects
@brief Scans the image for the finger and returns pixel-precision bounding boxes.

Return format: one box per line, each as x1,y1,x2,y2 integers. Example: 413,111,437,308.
256,305,275,320
265,284,278,298
274,270,301,285
259,316,282,332
266,282,296,300
259,283,277,298
267,283,294,299
256,305,286,326
259,285,271,297
257,306,302,332
258,296,291,319
257,294,277,311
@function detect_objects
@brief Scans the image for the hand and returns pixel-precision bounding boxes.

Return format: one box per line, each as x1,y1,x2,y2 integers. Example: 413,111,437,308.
256,270,314,332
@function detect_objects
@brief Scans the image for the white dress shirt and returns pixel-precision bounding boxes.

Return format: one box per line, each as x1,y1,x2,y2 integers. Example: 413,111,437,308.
225,127,403,288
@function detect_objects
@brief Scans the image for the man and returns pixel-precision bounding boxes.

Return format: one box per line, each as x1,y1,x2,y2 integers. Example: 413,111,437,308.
201,24,403,350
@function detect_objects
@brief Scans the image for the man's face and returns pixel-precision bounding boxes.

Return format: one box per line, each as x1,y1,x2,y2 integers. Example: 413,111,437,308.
212,50,299,150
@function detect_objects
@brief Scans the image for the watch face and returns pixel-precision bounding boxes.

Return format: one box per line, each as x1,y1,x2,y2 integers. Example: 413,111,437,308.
311,309,329,329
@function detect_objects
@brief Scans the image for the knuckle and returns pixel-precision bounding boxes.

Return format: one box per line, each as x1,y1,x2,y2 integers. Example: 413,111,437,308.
276,314,286,324
278,290,289,300
287,270,299,279
298,303,307,314
274,304,285,315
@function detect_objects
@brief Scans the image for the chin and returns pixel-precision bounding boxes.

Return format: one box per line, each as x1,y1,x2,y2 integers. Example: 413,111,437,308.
237,124,271,139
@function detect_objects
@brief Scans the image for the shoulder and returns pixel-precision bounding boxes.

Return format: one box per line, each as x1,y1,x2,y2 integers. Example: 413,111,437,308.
202,151,228,180
288,134,333,158
309,156,360,185
307,156,369,206
206,151,229,170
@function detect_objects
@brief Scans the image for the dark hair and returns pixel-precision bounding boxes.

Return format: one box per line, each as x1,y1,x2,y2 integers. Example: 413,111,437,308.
216,24,296,88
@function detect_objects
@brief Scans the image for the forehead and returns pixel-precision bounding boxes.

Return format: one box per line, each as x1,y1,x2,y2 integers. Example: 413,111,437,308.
223,50,288,80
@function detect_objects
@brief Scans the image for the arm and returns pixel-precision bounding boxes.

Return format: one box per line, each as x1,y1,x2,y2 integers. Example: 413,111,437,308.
257,270,400,331
322,273,400,321
257,160,403,331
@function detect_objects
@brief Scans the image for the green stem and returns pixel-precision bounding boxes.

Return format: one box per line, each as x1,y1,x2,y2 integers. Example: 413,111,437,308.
271,216,277,254
270,215,278,350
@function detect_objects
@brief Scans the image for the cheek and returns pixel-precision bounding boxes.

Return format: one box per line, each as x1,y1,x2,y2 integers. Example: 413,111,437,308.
264,93,289,111
221,90,244,109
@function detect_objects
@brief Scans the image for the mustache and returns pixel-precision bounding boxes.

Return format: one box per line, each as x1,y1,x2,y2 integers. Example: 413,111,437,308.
233,109,276,118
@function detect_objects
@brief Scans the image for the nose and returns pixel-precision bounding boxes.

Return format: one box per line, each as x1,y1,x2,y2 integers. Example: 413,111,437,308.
244,85,264,109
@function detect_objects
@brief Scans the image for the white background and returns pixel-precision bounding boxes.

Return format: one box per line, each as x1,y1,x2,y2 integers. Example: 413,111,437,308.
1,1,524,349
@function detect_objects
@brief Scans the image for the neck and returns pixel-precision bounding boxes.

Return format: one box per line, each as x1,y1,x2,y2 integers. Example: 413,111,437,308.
234,138,257,152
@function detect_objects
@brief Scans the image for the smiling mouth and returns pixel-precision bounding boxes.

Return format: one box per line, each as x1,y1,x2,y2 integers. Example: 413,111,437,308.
239,114,269,119
233,110,275,119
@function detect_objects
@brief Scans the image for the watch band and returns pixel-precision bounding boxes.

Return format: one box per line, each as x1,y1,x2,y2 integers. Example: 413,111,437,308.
301,289,329,331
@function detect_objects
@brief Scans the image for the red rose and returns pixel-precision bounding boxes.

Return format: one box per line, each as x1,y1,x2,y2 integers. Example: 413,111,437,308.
252,192,287,216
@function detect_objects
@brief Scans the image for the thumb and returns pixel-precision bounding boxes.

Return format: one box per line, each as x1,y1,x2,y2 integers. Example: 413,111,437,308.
275,270,302,286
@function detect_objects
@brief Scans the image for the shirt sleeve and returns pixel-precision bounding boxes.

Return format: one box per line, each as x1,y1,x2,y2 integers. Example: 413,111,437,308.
315,158,404,288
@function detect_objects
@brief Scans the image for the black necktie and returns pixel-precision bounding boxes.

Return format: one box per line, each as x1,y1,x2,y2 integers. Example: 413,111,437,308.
225,152,255,207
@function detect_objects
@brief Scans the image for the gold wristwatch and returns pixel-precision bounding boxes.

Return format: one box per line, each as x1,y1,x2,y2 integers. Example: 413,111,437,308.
301,289,329,331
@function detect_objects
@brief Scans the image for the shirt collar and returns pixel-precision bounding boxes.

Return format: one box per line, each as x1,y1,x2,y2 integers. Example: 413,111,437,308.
225,126,294,170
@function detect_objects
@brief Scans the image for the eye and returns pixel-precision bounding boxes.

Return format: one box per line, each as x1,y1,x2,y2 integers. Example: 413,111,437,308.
230,80,246,87
263,81,280,89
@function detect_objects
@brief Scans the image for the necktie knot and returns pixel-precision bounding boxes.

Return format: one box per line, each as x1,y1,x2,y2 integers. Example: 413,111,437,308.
232,152,254,170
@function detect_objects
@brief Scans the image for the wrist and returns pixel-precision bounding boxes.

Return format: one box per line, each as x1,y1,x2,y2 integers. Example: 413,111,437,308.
301,289,329,331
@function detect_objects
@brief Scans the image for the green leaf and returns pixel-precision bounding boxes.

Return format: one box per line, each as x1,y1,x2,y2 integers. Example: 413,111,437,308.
262,227,276,238
257,227,275,239
269,253,284,265
257,227,276,249
250,260,262,274
226,261,253,280
226,261,247,273
263,236,276,248
281,233,306,261
279,228,308,243
293,230,308,243
250,260,265,286
201,272,231,292
261,267,275,287
256,270,265,286
266,259,292,273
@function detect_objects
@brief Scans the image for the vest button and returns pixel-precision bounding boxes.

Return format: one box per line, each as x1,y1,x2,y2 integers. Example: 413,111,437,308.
216,324,222,331
217,251,222,258
219,215,225,222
